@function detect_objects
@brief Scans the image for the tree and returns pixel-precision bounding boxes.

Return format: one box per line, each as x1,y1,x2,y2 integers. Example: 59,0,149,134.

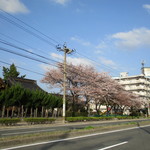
41,63,111,116
41,63,146,117
3,63,25,81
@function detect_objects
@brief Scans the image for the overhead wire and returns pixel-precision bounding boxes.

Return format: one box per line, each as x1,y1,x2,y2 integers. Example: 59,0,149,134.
0,8,60,45
0,39,60,64
75,51,121,75
0,47,58,67
0,32,49,56
0,9,121,76
0,60,45,76
0,13,56,47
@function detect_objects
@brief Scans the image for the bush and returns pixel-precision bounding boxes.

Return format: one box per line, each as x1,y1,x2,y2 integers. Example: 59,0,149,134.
0,118,21,126
24,118,56,125
66,115,139,122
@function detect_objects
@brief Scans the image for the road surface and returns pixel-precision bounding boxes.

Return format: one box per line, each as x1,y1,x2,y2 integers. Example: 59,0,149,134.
0,119,149,137
2,125,150,150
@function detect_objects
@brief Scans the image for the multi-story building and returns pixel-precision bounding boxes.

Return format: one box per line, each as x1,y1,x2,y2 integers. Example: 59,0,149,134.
114,66,150,115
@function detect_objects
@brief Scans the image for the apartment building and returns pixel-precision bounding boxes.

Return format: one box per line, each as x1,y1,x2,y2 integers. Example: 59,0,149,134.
114,67,150,115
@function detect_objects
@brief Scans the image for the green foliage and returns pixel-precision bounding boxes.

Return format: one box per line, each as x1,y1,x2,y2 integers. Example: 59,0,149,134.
84,126,94,130
0,84,62,109
0,84,26,107
0,118,21,126
24,117,56,124
3,63,21,81
66,116,139,122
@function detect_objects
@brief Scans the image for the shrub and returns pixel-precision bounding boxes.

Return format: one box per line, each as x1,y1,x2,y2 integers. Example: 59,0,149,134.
0,118,21,126
66,115,139,122
24,118,56,125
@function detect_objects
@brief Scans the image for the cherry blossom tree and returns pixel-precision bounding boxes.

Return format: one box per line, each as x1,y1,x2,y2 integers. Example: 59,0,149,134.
41,63,145,116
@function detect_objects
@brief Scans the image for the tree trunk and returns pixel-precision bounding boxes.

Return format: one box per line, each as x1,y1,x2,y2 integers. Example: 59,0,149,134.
34,109,36,117
41,106,44,117
2,105,5,118
36,108,38,117
12,106,15,118
21,105,24,118
96,103,100,115
72,96,75,117
25,108,28,117
45,109,48,118
30,108,33,117
7,108,9,118
18,107,20,117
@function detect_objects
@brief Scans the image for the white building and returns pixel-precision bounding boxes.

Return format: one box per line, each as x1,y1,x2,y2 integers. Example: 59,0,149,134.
114,66,150,115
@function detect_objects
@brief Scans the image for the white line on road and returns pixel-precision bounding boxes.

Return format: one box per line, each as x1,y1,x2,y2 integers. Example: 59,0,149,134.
2,129,55,136
98,141,128,150
2,124,150,150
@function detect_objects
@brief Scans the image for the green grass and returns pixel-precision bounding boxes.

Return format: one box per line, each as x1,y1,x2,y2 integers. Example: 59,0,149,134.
84,126,95,130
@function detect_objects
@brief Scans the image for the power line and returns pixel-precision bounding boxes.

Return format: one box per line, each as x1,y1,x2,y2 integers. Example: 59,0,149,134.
0,60,45,76
0,9,60,45
0,32,49,56
0,47,58,67
0,39,59,64
75,51,121,75
0,9,120,76
0,13,56,47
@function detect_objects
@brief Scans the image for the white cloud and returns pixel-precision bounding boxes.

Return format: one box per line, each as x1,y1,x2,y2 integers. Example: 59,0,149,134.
51,53,63,61
0,0,29,14
39,64,55,72
99,57,118,69
51,0,71,5
40,53,93,72
143,4,150,13
51,52,93,66
71,36,91,46
94,41,107,54
111,28,150,50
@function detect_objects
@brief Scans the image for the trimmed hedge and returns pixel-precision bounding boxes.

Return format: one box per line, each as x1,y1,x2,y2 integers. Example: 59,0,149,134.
24,118,56,125
66,116,139,122
0,118,21,126
66,116,114,122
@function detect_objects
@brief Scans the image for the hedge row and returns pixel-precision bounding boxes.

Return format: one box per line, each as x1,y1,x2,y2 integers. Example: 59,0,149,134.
0,118,21,126
0,118,56,126
66,116,139,122
24,118,56,125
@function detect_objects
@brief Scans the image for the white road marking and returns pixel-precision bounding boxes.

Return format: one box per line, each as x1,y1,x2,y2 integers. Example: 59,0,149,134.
2,129,55,136
2,124,150,150
98,141,128,150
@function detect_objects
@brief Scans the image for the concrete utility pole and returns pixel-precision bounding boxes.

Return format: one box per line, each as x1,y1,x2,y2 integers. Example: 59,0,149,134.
56,44,74,123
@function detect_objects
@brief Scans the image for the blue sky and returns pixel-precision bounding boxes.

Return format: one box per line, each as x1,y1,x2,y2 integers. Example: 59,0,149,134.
0,0,150,92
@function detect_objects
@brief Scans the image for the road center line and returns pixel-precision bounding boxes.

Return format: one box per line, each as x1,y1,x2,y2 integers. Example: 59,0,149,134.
98,141,128,150
2,129,55,136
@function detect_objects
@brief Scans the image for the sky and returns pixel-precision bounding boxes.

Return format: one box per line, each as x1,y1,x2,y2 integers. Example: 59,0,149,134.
0,0,150,92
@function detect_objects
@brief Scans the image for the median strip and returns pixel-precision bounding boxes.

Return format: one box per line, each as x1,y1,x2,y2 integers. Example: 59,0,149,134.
2,129,55,136
1,125,150,150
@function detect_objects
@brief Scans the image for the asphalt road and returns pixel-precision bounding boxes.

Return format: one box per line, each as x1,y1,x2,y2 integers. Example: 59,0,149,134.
0,119,150,137
2,125,150,150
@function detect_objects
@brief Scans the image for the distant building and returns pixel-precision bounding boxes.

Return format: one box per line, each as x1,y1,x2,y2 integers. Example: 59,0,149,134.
113,64,150,115
7,77,43,91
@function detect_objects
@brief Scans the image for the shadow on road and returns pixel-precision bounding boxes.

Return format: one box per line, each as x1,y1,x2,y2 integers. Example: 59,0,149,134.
39,129,76,150
136,122,150,135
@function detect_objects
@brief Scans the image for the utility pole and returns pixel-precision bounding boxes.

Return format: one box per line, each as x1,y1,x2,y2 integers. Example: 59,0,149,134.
56,43,74,123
